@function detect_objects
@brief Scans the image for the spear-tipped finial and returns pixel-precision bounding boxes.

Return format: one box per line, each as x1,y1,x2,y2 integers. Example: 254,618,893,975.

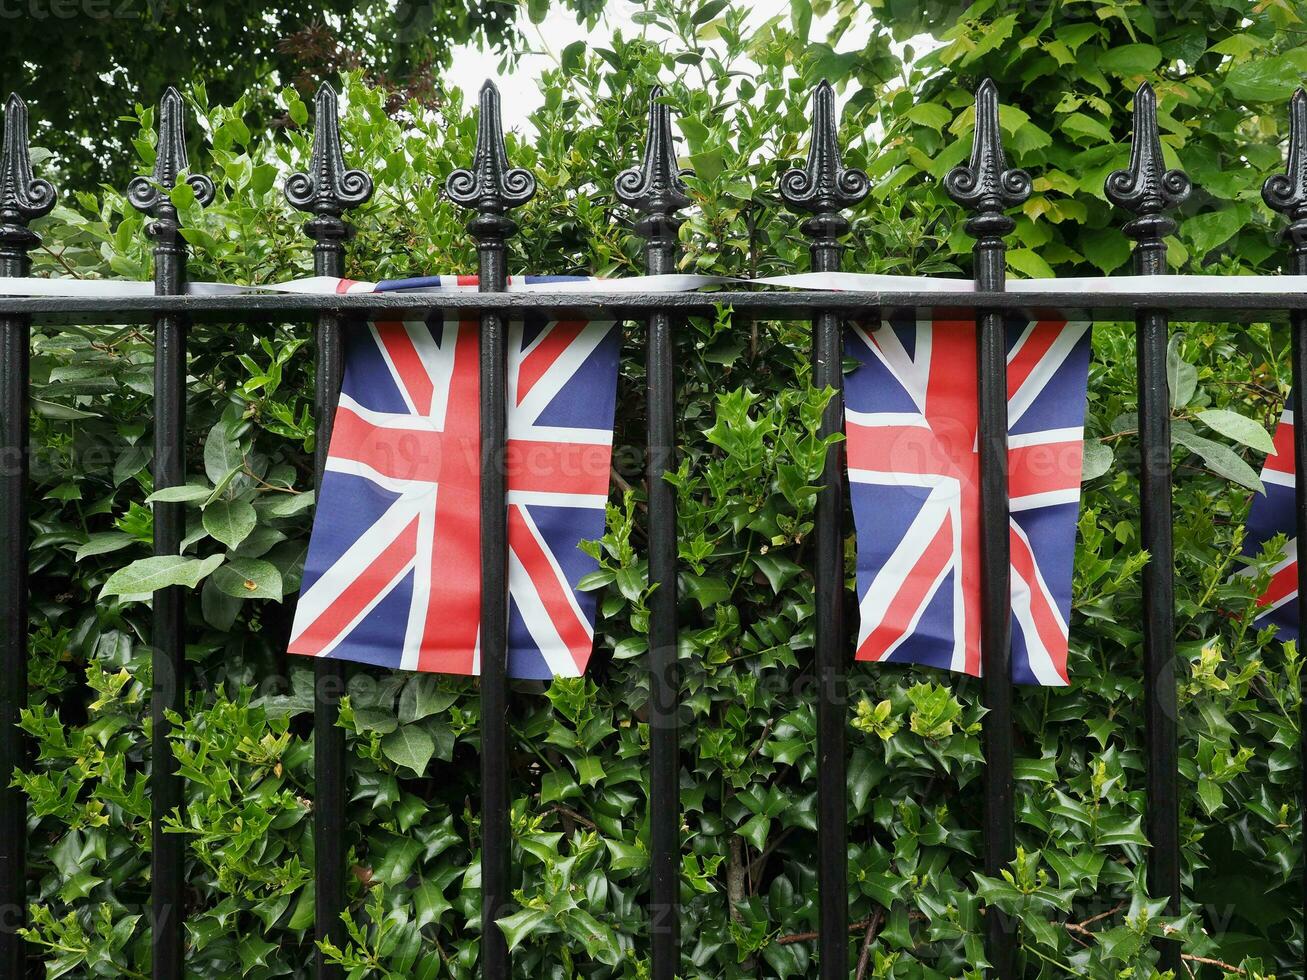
285,82,374,221
446,80,536,225
779,80,869,218
0,95,55,225
1104,83,1191,240
615,86,691,218
0,94,56,255
944,79,1031,238
126,87,215,217
1263,88,1307,248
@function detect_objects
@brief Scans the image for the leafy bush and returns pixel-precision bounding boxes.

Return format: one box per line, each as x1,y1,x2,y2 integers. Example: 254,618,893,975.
13,0,1307,976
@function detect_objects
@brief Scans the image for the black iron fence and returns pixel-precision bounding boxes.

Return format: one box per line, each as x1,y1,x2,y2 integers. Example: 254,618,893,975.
0,71,1304,980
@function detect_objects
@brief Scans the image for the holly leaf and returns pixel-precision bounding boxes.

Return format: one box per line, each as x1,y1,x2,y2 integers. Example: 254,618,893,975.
398,675,458,724
381,725,435,776
497,908,556,953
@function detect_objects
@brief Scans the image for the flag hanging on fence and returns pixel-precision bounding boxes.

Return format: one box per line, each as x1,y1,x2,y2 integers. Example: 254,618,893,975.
288,275,619,678
844,315,1093,685
1240,403,1298,642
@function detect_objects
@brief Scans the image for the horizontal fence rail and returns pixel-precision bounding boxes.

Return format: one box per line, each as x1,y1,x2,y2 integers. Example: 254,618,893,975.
0,72,1303,980
3,288,1307,322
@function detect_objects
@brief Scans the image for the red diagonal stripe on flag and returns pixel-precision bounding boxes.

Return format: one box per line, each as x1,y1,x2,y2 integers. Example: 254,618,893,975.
292,516,419,657
857,512,954,662
509,505,592,668
376,322,435,416
1010,525,1069,684
1007,320,1065,399
1267,415,1293,478
518,320,587,406
1259,561,1299,610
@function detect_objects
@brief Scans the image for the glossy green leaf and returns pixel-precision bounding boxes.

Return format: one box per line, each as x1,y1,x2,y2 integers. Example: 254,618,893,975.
203,499,257,550
99,554,224,598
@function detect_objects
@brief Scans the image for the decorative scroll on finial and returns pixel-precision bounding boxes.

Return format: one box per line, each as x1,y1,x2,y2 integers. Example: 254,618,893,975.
126,87,215,220
615,87,691,218
944,78,1031,239
780,80,869,221
446,80,536,233
1263,88,1307,249
286,82,374,224
0,94,56,255
1104,83,1190,241
615,87,691,267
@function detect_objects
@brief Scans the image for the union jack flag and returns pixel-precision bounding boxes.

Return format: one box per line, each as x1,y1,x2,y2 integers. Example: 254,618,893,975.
845,314,1092,685
1241,403,1298,641
288,275,618,678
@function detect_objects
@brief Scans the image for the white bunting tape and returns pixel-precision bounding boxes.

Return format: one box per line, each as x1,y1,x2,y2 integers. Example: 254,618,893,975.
1011,274,1307,295
749,272,1307,295
0,274,740,296
0,272,1304,297
213,274,740,295
750,272,977,292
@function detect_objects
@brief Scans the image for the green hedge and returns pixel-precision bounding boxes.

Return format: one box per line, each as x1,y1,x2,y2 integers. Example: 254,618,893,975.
14,0,1307,976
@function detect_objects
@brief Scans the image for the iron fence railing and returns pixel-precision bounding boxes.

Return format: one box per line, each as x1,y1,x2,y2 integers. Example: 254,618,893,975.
0,71,1303,980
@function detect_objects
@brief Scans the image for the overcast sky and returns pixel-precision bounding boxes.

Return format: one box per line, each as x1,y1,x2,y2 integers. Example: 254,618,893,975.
442,0,891,134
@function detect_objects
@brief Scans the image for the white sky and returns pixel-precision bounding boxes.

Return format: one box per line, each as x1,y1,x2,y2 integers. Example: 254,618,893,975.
443,0,900,134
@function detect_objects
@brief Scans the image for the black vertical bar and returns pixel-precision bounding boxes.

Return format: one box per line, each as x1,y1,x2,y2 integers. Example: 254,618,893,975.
944,79,1032,980
285,81,374,980
1291,273,1307,980
614,87,690,978
1105,82,1190,975
976,262,1015,980
127,87,214,980
1262,87,1307,977
0,93,55,979
446,80,536,977
0,267,27,980
778,80,868,979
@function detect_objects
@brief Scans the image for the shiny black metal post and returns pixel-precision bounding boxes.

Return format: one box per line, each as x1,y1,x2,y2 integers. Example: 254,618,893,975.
1263,87,1307,979
285,81,373,980
0,93,55,979
1105,82,1191,976
446,80,535,977
945,79,1031,980
614,87,691,979
127,87,214,980
779,80,868,980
